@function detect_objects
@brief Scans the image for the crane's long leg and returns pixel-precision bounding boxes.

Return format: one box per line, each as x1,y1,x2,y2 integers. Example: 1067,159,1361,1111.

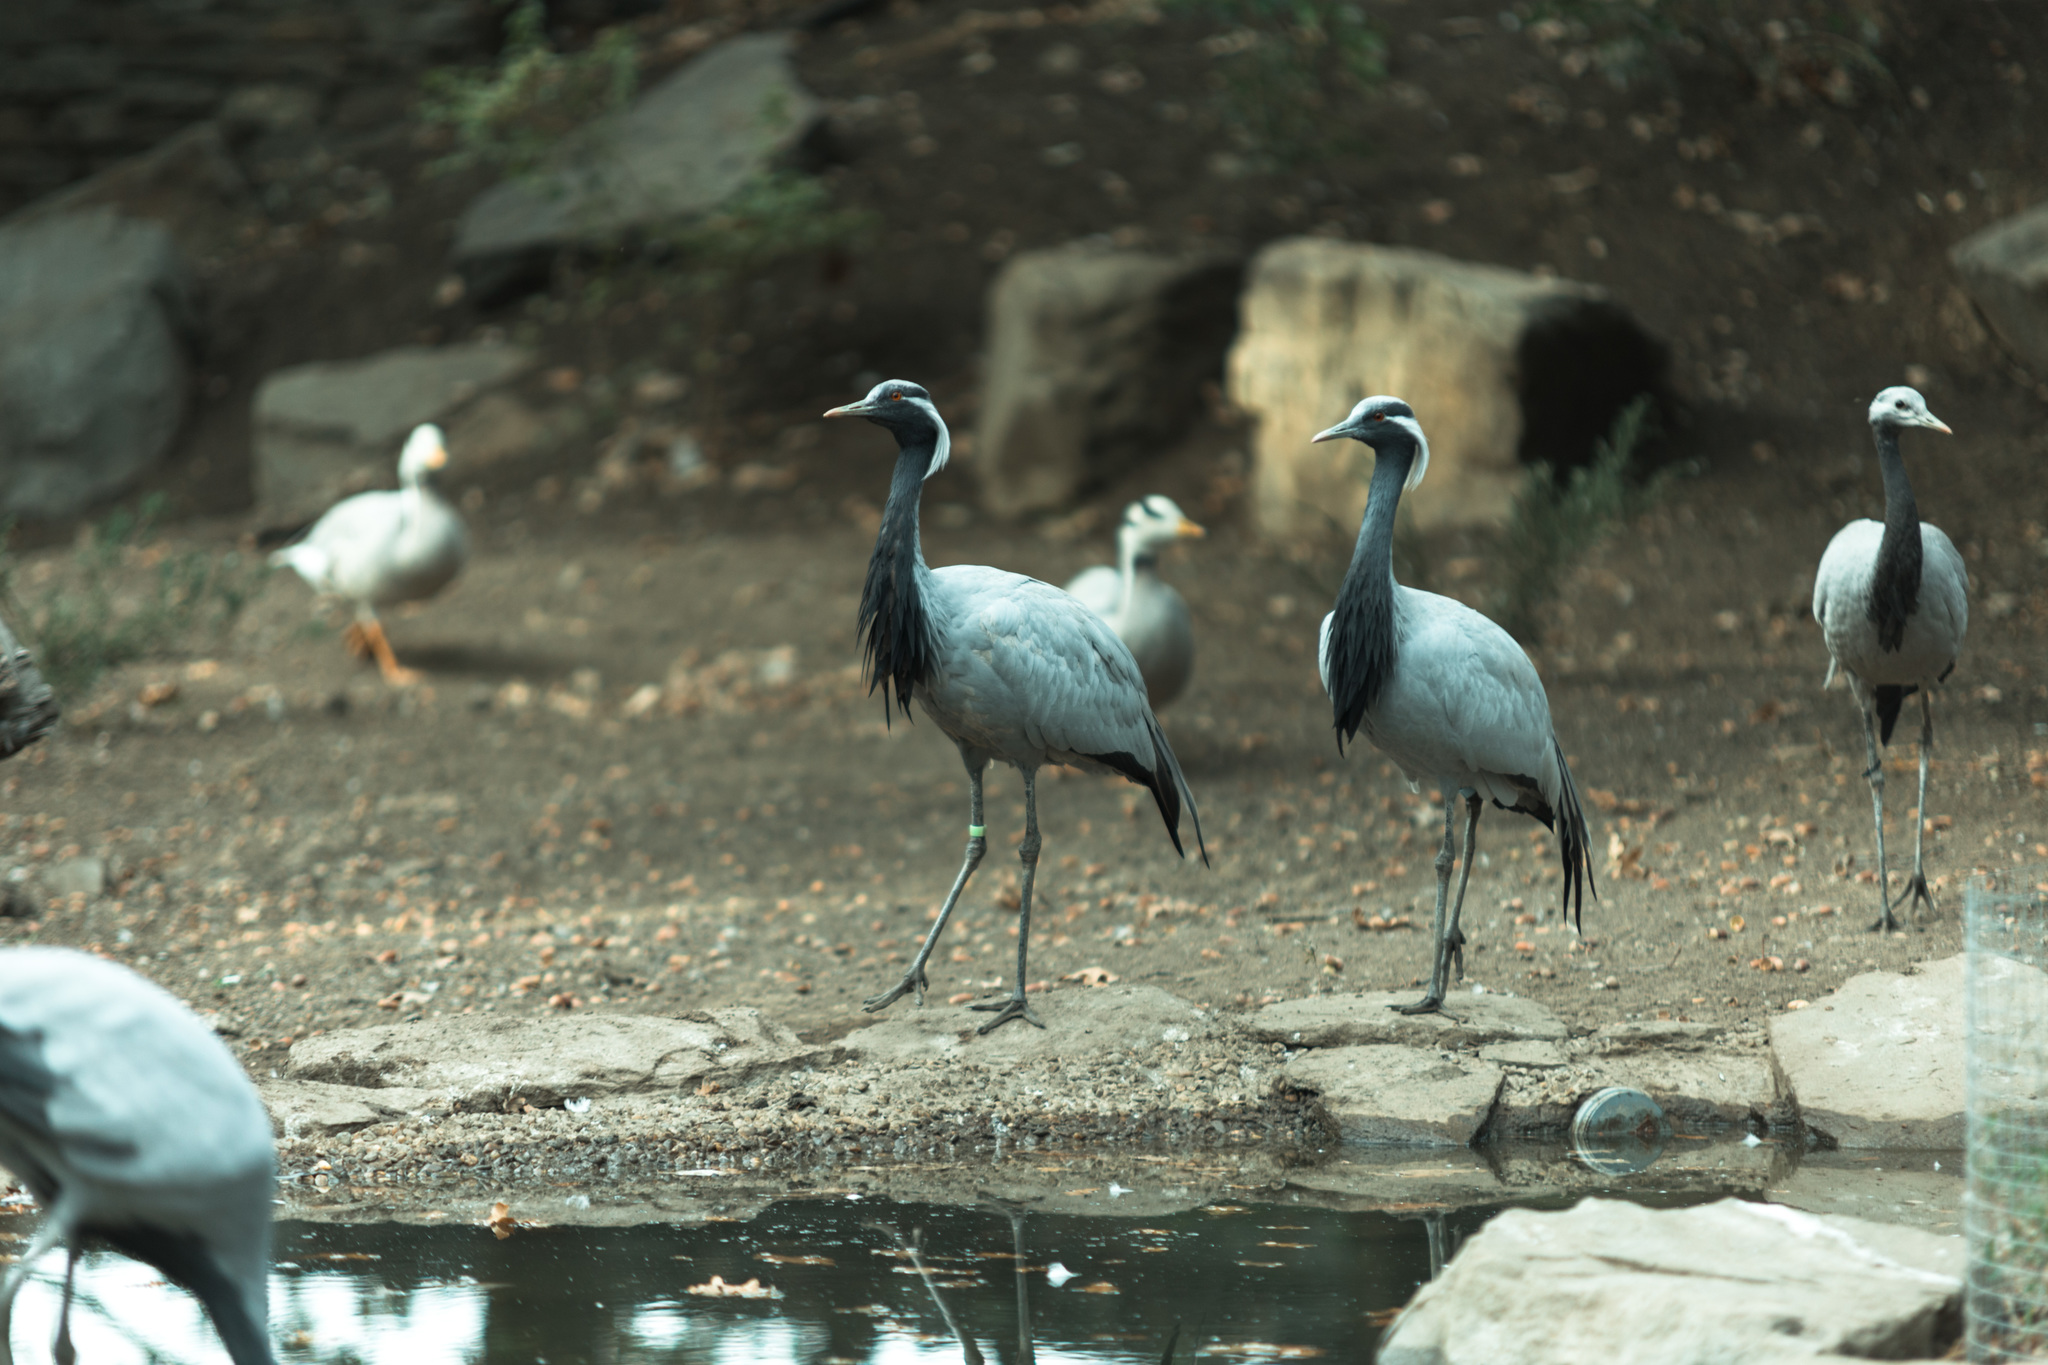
0,1212,71,1365
52,1249,76,1365
973,769,1045,1032
1441,794,1483,986
1890,690,1937,925
866,764,988,1014
1396,792,1458,1015
1856,697,1899,933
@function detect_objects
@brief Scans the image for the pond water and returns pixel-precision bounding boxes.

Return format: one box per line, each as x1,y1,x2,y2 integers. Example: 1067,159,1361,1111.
6,1187,1736,1365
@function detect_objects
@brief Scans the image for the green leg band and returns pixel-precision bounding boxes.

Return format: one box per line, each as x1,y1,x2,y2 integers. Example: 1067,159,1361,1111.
968,825,986,838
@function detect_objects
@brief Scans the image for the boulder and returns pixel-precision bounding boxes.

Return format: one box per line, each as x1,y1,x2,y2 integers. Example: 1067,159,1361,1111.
452,33,821,276
260,1079,443,1138
1226,239,1664,538
1770,955,1966,1148
286,1009,820,1109
4,122,256,269
972,244,1242,517
1251,990,1565,1049
1285,1044,1503,1145
253,340,536,521
0,207,192,519
1949,199,2048,372
1377,1197,1963,1365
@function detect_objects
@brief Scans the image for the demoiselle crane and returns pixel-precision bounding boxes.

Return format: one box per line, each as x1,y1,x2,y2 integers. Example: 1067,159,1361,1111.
1063,495,1205,707
824,379,1206,1033
272,422,467,685
1812,386,1965,931
1313,397,1595,1014
0,947,276,1365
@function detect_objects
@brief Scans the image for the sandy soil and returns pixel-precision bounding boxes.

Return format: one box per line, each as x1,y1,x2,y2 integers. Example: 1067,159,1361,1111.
0,1,2043,1142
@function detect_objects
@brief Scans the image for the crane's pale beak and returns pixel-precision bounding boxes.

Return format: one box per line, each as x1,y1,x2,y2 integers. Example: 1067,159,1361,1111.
1177,518,1206,539
1310,421,1356,444
1922,414,1952,434
823,400,872,419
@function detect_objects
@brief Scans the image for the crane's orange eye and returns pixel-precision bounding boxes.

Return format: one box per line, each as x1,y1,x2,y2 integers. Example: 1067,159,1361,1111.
891,393,904,402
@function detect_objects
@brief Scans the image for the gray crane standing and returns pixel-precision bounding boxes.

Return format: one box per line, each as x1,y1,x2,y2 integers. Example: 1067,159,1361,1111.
1314,397,1595,1015
1811,386,1966,931
825,379,1205,1033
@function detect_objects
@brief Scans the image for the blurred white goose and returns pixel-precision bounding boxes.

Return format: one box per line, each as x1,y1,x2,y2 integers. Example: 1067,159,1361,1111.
1064,496,1205,707
272,423,466,685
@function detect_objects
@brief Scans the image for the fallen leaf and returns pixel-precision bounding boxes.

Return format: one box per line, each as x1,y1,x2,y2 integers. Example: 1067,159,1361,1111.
758,1253,834,1266
685,1276,782,1299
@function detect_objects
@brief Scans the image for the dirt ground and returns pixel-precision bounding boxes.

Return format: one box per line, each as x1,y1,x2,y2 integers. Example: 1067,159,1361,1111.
1,2,2044,1104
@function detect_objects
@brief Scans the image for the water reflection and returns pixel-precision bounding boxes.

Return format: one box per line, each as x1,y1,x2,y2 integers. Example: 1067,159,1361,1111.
6,1194,1500,1363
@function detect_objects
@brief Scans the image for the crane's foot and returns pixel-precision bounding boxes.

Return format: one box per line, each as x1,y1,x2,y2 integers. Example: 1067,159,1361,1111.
969,995,1044,1034
1886,873,1933,928
1868,902,1902,933
1448,927,1468,983
1392,991,1446,1017
862,966,929,1014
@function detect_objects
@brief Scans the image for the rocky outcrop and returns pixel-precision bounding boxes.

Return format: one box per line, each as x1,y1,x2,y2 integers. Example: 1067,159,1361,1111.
252,340,537,521
0,208,192,518
1950,199,2048,372
1377,1197,1963,1364
1285,1045,1503,1145
287,1009,823,1110
452,33,821,281
1227,239,1664,538
972,244,1242,517
1769,955,1966,1148
1250,990,1566,1049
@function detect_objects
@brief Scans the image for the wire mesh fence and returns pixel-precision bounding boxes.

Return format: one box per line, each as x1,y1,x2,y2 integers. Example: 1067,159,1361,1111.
1966,871,2048,1363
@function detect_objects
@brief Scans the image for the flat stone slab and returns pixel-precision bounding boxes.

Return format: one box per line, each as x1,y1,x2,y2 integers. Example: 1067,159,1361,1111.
1590,1019,1727,1054
839,983,1221,1067
287,1010,818,1110
1478,1040,1567,1069
1378,1197,1962,1365
1770,955,1965,1148
261,1080,443,1138
253,339,536,520
1767,1154,1964,1234
1285,1045,1503,1146
1251,991,1565,1049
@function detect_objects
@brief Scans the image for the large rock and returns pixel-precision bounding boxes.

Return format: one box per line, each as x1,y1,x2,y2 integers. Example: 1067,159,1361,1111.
1251,990,1565,1049
972,244,1242,517
253,340,536,521
1950,199,2048,371
1377,1197,1963,1365
1285,1044,1503,1145
260,1079,444,1138
286,1010,819,1110
5,123,256,269
1227,239,1664,537
0,208,191,518
452,33,821,273
1770,955,1966,1148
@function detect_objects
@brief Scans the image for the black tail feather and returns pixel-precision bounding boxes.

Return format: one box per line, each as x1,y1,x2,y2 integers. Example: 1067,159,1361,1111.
1873,684,1915,746
1550,738,1596,931
1087,717,1208,867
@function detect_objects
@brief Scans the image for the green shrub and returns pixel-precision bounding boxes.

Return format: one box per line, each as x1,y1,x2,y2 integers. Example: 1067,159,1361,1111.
420,0,639,179
1495,396,1663,639
0,497,268,703
1168,0,1386,164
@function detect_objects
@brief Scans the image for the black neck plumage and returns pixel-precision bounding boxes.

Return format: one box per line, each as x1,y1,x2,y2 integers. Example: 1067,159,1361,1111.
95,1223,275,1365
1867,423,1922,654
857,438,939,719
1327,443,1413,750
